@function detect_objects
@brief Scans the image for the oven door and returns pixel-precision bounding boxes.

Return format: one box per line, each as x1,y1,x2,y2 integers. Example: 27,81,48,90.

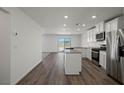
92,50,99,66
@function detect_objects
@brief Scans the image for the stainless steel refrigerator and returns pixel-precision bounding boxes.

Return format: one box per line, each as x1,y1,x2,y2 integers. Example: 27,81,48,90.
106,29,124,84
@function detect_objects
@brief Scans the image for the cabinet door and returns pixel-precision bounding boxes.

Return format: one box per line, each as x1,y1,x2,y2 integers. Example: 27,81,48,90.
100,52,104,67
87,31,90,42
90,30,92,42
111,18,118,31
93,28,96,42
88,30,92,42
81,33,85,43
85,32,87,42
105,22,111,33
84,31,87,43
103,54,106,69
94,28,97,41
96,24,99,34
91,29,94,42
90,30,93,42
100,51,106,69
99,22,104,32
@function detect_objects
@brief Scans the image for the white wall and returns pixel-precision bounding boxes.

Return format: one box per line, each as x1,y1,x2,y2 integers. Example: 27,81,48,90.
123,8,124,14
42,35,81,52
0,8,10,84
42,35,58,52
3,8,44,84
70,35,81,47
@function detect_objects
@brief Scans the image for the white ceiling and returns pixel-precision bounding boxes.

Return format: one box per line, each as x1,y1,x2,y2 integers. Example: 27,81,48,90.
20,7,123,35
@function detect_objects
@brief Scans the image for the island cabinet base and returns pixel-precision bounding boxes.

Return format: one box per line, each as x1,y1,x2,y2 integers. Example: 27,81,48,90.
64,53,81,75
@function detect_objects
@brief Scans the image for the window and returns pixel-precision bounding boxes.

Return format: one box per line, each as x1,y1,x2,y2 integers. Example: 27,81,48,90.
58,38,71,51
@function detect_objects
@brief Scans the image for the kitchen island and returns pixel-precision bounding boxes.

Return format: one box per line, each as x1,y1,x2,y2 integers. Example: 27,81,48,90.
64,49,82,75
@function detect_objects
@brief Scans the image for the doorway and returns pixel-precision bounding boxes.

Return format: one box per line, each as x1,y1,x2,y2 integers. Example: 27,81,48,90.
58,38,71,52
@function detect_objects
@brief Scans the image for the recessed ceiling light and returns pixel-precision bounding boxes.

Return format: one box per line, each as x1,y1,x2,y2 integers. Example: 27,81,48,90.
64,16,68,19
82,24,86,27
92,16,96,19
64,24,66,27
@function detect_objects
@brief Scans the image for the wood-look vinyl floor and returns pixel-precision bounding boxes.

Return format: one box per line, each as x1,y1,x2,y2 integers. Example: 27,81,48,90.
17,53,119,85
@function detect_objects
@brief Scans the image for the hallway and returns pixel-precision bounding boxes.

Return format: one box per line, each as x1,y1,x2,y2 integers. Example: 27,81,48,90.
17,53,119,85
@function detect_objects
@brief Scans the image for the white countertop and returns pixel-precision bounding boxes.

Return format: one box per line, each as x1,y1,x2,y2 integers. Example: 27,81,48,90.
64,49,82,54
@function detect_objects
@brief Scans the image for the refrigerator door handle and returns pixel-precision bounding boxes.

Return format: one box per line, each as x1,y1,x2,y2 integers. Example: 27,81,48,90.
118,36,121,62
116,35,120,63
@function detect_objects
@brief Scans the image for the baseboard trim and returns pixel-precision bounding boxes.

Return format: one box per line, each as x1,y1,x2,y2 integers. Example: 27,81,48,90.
16,60,43,85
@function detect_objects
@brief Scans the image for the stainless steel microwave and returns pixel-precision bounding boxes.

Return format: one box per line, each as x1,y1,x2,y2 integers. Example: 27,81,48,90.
96,32,105,41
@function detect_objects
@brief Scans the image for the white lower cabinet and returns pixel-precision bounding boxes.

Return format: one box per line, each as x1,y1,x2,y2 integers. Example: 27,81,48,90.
64,53,81,75
82,48,91,60
100,51,106,70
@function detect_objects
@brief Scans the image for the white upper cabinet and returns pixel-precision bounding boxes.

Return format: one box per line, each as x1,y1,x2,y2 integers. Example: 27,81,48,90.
99,21,105,32
91,29,93,42
83,31,89,43
81,31,88,43
95,21,105,33
87,30,89,42
84,31,88,42
111,18,118,31
95,24,99,34
89,30,92,42
105,21,111,33
86,27,96,43
92,28,96,42
105,16,124,33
